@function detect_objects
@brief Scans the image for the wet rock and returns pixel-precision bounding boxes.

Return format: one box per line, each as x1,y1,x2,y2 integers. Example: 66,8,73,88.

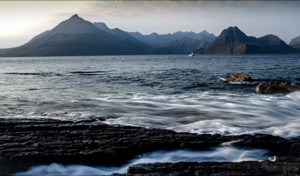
289,143,300,161
126,161,300,176
0,118,299,174
225,73,252,82
256,81,300,94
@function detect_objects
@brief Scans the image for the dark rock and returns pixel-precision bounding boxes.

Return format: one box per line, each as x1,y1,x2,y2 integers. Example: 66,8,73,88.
0,118,299,174
225,73,252,82
125,161,300,176
290,143,300,161
256,81,300,94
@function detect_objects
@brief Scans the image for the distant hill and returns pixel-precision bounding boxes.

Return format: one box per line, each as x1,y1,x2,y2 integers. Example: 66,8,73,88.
289,35,300,49
0,14,152,56
129,31,216,50
204,26,295,54
167,37,209,54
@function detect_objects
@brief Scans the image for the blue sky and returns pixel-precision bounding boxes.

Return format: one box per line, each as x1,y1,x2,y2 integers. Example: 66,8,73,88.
0,1,299,48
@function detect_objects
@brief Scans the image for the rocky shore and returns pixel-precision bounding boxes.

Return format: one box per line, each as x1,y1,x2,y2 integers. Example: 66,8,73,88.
1,118,300,175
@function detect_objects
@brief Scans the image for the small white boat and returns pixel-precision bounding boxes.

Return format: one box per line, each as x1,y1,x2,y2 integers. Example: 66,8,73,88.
189,52,195,56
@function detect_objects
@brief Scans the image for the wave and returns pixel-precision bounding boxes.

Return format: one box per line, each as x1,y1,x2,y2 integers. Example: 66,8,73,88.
4,72,63,77
99,91,300,138
1,91,300,138
4,70,113,77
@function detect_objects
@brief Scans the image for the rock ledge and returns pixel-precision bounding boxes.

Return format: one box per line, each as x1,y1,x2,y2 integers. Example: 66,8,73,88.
0,118,299,175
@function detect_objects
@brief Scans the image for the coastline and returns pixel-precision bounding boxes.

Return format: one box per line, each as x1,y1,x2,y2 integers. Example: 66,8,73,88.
1,118,299,175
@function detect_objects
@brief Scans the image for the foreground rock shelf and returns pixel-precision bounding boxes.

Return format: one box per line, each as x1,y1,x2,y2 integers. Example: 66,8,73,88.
120,161,300,176
0,118,300,175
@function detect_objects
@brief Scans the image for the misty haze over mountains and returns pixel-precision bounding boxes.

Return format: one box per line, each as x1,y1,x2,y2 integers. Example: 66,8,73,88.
289,36,300,49
0,14,299,57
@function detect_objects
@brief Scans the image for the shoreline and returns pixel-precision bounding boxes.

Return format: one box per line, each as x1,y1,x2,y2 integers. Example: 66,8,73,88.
1,118,300,175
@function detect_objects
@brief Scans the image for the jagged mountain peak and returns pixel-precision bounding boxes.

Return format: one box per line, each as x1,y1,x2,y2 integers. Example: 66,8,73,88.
201,30,209,34
65,14,87,24
216,26,248,44
70,14,80,19
223,26,247,37
50,14,101,34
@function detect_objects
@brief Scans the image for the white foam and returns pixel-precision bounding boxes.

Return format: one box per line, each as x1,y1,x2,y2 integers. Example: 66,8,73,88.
13,145,270,175
99,91,300,138
2,91,300,138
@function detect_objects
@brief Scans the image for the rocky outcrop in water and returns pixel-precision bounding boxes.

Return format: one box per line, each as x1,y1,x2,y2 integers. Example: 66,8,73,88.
256,81,300,94
225,73,252,82
224,73,300,94
0,118,300,175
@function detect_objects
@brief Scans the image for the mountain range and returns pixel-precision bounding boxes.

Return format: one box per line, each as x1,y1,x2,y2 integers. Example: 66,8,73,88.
129,31,215,49
204,26,295,54
0,14,298,56
0,15,153,56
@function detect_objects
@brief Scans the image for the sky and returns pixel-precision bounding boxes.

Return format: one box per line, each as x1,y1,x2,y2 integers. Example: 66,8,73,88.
0,1,300,48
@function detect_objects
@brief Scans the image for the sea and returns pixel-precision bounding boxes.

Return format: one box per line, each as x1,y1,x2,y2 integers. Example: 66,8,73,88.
0,55,299,175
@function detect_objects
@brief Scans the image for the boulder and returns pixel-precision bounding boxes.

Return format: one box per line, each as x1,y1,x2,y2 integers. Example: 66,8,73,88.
256,81,300,94
225,73,252,82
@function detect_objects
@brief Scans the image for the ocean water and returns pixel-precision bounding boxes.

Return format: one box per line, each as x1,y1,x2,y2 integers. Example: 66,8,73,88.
1,55,299,175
